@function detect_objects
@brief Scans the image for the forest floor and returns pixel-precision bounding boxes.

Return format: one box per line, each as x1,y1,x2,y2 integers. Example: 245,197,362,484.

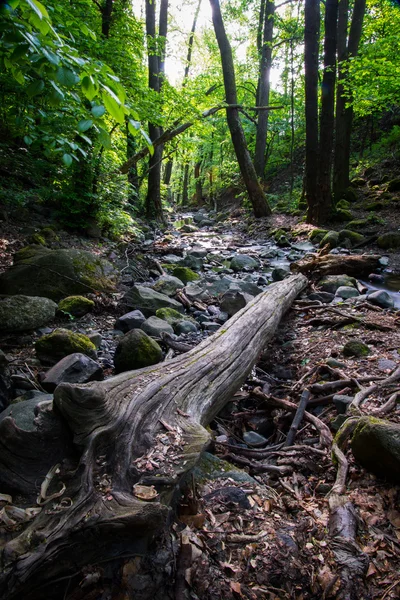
1,190,400,599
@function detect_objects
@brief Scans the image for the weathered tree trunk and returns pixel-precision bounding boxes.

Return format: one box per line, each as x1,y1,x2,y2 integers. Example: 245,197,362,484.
0,274,307,600
254,0,275,179
313,0,338,224
291,253,381,278
209,0,271,218
333,0,366,202
194,160,203,205
182,163,190,205
101,0,114,38
304,0,320,222
183,0,202,82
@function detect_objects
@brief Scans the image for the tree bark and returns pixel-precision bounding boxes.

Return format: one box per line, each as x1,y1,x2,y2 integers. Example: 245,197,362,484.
254,0,275,179
304,0,320,222
291,253,381,278
209,0,271,218
182,163,190,205
194,160,203,204
183,0,202,82
311,0,338,224
0,274,307,600
101,0,113,38
333,0,366,202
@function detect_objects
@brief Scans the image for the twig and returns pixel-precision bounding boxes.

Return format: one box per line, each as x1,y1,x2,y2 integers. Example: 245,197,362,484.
284,389,310,446
351,366,400,411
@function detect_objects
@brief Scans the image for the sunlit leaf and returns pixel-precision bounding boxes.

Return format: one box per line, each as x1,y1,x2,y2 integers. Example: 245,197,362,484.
62,153,73,167
77,119,93,132
91,104,105,118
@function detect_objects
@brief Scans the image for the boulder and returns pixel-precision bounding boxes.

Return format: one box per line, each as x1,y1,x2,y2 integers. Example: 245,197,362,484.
35,328,97,364
0,246,117,301
335,286,360,299
338,229,365,247
182,255,203,271
0,295,57,332
319,231,339,248
174,321,198,334
367,290,394,309
155,307,194,326
141,316,174,337
57,295,95,318
220,290,253,317
308,291,335,303
171,266,200,284
113,329,163,373
183,283,210,302
351,417,400,482
230,254,259,272
124,285,184,317
41,353,103,392
309,228,328,243
318,275,357,294
272,267,291,282
377,232,400,250
152,274,184,297
162,254,182,265
342,340,370,358
115,310,146,333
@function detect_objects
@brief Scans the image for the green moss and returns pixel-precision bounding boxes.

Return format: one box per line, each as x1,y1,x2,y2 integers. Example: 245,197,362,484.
14,245,47,262
377,231,400,250
347,219,368,230
342,340,370,357
171,266,200,284
114,329,162,373
309,228,328,243
58,295,95,317
336,199,350,210
333,208,353,222
156,307,194,325
319,231,339,248
365,201,384,211
35,328,96,363
338,229,365,246
29,233,47,246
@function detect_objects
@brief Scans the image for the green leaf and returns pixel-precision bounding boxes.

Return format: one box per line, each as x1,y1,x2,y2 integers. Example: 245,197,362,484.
56,66,79,88
49,79,64,98
91,104,105,118
103,93,125,124
26,79,45,96
81,76,97,101
26,0,49,20
128,119,140,136
41,47,59,65
12,44,30,60
62,153,73,167
77,119,93,132
98,127,111,149
24,135,33,145
78,133,92,145
12,69,26,84
140,128,154,155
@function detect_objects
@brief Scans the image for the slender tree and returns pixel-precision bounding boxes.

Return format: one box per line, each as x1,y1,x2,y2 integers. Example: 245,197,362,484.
209,0,271,217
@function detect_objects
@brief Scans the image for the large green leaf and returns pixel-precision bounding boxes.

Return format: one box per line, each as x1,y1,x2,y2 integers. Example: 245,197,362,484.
98,127,111,149
91,104,105,118
81,75,97,101
103,93,125,124
77,119,93,132
26,79,45,96
25,0,49,20
62,153,73,167
56,66,79,88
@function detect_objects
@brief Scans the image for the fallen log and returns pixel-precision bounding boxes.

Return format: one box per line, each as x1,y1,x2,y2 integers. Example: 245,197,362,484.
0,273,307,600
291,253,381,278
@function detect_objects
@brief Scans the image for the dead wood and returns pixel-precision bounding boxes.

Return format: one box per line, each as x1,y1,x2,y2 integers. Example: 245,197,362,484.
350,366,400,412
0,274,307,600
284,389,310,446
291,253,381,278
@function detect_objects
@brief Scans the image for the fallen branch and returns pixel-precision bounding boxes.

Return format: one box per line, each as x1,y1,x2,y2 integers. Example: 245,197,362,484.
284,389,310,446
350,366,400,412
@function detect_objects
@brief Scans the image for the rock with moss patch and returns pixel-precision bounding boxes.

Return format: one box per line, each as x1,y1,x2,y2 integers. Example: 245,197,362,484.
336,199,351,210
335,286,359,299
318,274,357,293
152,275,184,297
365,201,384,211
156,307,189,325
171,266,200,284
319,231,340,248
124,285,184,317
342,187,358,203
342,340,369,357
333,208,353,222
35,328,97,364
58,295,95,318
351,177,366,187
351,417,400,482
182,255,203,271
347,219,368,230
230,254,260,272
377,231,400,250
309,229,328,243
141,316,174,337
387,178,400,193
338,229,365,247
0,246,117,301
180,224,198,233
0,295,57,332
113,329,163,373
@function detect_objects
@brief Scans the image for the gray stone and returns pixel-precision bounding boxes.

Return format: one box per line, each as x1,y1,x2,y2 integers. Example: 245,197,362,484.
152,274,184,297
220,290,248,316
162,254,182,265
188,246,208,258
333,394,354,415
230,254,259,272
243,431,268,447
335,286,360,299
367,290,394,309
351,417,400,482
115,310,146,332
272,267,291,282
202,322,220,332
0,295,57,332
174,320,198,335
318,275,357,294
0,246,117,301
141,316,174,337
41,353,103,392
216,311,229,324
326,358,347,368
184,283,210,302
182,255,203,271
378,358,397,371
114,329,163,373
124,285,184,317
308,292,335,303
88,332,102,348
193,452,257,484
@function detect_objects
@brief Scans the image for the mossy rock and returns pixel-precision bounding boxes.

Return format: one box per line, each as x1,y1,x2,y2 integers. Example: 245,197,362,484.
338,229,365,247
113,329,162,373
342,187,358,203
0,246,118,301
342,340,370,357
28,233,47,246
336,199,350,210
387,178,400,192
58,296,95,318
319,231,339,248
35,328,97,364
318,274,357,293
377,231,400,250
347,219,369,230
333,208,353,222
124,285,184,317
351,177,366,187
351,417,400,482
171,266,200,284
309,228,328,243
155,307,195,326
365,201,384,211
0,295,57,332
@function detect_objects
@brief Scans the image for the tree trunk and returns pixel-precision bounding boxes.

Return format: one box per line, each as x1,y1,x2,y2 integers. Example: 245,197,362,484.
312,0,338,224
304,0,320,222
333,0,366,202
158,0,169,76
101,0,114,38
254,0,275,179
291,253,381,278
209,0,271,218
0,274,307,600
194,160,203,205
126,122,140,204
183,0,202,82
182,163,190,205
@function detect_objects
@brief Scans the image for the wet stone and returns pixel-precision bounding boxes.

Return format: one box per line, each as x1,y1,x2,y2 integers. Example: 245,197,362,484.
243,431,268,447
